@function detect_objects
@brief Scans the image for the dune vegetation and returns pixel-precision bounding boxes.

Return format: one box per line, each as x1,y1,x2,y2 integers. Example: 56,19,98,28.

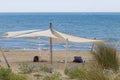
65,44,120,80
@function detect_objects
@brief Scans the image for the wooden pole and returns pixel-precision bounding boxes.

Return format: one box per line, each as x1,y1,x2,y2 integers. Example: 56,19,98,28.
0,47,10,68
64,39,68,69
91,37,96,51
38,37,42,57
50,23,53,65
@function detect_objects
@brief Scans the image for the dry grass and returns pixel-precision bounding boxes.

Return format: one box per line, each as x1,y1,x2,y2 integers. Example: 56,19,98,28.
92,44,119,71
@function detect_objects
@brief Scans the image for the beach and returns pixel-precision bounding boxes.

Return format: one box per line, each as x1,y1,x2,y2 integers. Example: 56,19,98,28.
0,49,120,80
0,49,93,79
0,49,93,70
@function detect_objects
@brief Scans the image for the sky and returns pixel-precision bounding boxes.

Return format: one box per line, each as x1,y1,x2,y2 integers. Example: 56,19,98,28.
0,0,120,12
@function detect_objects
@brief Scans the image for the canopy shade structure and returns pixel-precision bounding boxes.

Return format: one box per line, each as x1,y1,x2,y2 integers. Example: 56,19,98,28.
16,29,57,38
2,29,39,38
4,29,103,43
1,23,103,70
48,30,103,43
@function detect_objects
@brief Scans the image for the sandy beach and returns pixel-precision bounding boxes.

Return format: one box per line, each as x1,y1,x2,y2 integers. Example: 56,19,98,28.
0,49,93,73
0,49,120,80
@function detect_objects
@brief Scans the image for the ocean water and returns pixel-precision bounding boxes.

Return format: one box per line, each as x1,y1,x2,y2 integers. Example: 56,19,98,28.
0,12,120,50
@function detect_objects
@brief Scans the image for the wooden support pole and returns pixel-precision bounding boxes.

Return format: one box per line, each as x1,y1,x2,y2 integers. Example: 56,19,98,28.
64,39,68,69
50,23,53,65
0,47,10,68
91,37,96,51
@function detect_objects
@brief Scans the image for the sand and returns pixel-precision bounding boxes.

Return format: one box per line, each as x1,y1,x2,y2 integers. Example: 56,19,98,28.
0,49,93,79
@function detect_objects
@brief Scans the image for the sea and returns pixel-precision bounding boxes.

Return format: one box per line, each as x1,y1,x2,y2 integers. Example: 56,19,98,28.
0,12,120,50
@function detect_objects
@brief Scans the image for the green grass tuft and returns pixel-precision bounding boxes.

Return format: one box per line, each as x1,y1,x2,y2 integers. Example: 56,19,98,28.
65,64,109,80
0,66,26,80
43,71,61,80
93,44,119,71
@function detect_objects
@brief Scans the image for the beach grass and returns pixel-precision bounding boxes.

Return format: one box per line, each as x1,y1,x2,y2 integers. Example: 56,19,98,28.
0,66,26,80
92,44,119,71
43,71,61,80
65,63,109,80
18,62,32,74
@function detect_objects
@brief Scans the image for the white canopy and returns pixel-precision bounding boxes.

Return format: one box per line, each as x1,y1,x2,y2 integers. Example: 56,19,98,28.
3,29,102,43
3,29,39,38
16,29,57,38
51,30,103,43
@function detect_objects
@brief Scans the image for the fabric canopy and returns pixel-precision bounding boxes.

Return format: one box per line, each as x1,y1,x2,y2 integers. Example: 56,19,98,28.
3,29,103,43
51,30,103,43
3,29,39,38
16,29,57,38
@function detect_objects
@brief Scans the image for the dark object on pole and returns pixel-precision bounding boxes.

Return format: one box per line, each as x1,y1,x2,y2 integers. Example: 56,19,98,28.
33,56,39,62
0,47,10,68
50,23,53,65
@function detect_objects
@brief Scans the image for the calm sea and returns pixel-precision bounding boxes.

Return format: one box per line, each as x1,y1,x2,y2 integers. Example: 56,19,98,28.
0,12,120,50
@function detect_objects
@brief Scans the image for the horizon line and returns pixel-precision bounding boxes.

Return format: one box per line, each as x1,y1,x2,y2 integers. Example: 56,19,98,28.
0,12,120,13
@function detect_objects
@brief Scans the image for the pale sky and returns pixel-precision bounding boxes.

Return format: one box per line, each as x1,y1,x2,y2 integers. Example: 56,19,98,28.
0,0,120,12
